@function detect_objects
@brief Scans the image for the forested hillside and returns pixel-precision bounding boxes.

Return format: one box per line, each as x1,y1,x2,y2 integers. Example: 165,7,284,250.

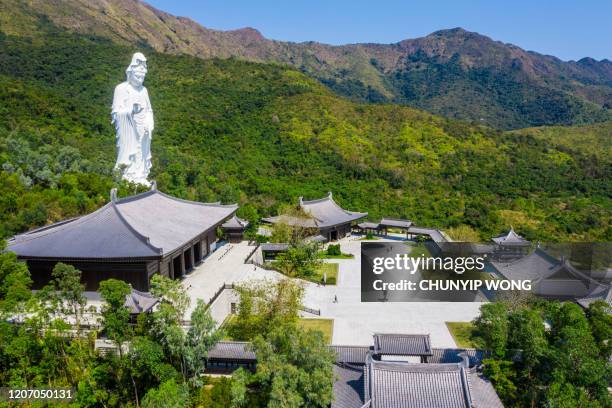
0,24,610,241
1,0,611,129
507,121,612,160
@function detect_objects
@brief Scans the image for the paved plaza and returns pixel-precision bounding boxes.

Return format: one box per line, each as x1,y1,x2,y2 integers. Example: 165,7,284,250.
182,237,483,348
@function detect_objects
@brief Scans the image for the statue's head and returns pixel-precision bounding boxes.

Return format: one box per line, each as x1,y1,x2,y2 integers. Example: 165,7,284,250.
126,52,147,87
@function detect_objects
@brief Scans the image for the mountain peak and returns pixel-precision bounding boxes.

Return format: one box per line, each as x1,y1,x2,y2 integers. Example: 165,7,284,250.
229,27,264,42
430,27,469,36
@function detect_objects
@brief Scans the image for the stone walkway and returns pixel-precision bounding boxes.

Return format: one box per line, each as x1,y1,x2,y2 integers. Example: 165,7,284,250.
181,242,283,317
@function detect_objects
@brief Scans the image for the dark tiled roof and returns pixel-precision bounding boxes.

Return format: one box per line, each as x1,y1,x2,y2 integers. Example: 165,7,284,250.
492,228,529,245
114,190,237,254
124,289,158,314
468,369,505,408
373,333,432,356
262,192,367,229
260,243,290,252
407,226,449,243
261,214,319,228
576,286,612,309
379,218,412,229
365,361,473,408
305,234,328,243
221,215,249,229
357,222,381,229
8,203,161,259
430,348,488,367
8,189,237,259
332,365,365,408
331,345,371,364
490,248,559,281
207,341,256,361
299,192,367,228
491,249,605,285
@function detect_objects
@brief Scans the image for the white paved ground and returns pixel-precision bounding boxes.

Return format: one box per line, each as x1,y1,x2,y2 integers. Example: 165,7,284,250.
181,242,283,317
302,238,483,347
181,238,483,348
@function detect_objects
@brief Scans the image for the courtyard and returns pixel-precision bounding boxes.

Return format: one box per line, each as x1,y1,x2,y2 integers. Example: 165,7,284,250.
182,237,483,348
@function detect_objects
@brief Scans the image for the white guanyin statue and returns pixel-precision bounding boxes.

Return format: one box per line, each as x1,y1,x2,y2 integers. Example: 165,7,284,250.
112,52,154,186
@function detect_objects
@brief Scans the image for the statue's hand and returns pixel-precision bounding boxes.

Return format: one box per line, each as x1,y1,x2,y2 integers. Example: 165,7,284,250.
132,103,143,114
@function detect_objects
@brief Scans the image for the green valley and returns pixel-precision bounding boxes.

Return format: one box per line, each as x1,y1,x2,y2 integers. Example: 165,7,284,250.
0,24,609,241
1,1,611,130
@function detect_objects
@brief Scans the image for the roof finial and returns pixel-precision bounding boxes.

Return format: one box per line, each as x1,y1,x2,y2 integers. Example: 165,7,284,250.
150,180,157,191
110,188,117,202
458,351,470,369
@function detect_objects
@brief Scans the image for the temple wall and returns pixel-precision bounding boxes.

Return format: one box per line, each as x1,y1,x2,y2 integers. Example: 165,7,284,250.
208,288,239,328
26,259,150,291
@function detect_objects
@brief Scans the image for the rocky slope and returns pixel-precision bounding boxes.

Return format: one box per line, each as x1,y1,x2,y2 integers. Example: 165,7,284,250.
1,0,610,129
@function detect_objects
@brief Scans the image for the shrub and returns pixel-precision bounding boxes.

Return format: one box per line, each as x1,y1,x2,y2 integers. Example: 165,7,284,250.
326,244,341,256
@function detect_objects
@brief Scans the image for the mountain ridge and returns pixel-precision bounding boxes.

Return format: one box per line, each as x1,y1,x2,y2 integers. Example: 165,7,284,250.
1,0,610,129
0,28,609,241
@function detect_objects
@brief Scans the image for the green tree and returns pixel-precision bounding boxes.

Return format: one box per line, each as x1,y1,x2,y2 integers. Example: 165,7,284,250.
45,262,87,332
185,299,222,384
141,379,189,408
229,281,335,408
507,308,548,405
150,274,190,321
586,300,612,360
482,359,518,403
474,302,509,358
276,242,322,279
0,240,32,317
99,279,132,351
247,321,335,408
228,279,304,341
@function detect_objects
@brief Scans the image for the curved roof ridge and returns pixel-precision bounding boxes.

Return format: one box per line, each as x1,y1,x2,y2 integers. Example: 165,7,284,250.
496,248,557,268
154,190,238,209
11,217,80,240
302,192,366,217
370,360,460,371
331,344,372,348
110,202,163,255
549,260,608,288
12,203,115,243
300,192,334,205
460,366,474,407
301,209,323,225
114,189,156,204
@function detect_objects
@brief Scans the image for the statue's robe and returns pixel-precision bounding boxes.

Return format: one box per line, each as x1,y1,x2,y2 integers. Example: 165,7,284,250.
111,81,154,184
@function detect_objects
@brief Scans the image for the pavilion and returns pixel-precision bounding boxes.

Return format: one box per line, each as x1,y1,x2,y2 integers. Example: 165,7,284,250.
491,227,529,246
491,227,531,260
262,192,367,242
7,185,237,291
221,214,249,243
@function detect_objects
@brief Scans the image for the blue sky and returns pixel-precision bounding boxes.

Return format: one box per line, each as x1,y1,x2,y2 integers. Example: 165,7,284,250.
146,0,611,61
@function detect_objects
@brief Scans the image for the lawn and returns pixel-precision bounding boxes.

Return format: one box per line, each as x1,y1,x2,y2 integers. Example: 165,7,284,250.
318,252,354,259
446,321,479,348
298,318,334,344
308,262,339,285
220,315,334,344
